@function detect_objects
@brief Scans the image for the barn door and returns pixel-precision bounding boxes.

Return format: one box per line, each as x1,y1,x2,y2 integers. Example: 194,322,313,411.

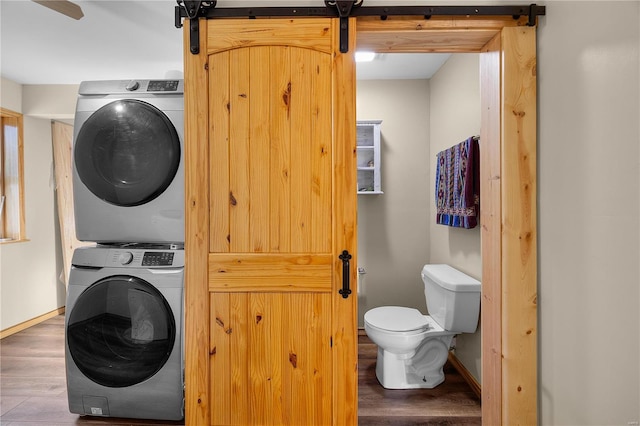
183,18,358,425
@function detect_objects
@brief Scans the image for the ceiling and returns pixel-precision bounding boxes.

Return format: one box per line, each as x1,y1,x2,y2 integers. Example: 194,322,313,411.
0,0,450,85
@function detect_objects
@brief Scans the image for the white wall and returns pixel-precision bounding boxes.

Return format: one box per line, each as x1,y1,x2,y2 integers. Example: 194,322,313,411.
0,77,22,112
537,2,640,424
428,53,482,382
0,80,76,330
23,84,78,120
0,113,64,329
428,54,481,276
356,79,431,326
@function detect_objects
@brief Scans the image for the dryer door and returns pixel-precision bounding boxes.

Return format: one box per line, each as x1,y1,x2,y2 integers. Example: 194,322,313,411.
66,275,176,388
74,99,180,207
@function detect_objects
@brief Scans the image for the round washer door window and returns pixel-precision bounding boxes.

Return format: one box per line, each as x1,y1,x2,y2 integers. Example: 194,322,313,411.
74,99,180,207
67,275,176,388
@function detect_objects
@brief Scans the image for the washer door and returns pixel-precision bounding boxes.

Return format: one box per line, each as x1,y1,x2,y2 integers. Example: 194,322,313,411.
67,275,176,388
74,99,180,207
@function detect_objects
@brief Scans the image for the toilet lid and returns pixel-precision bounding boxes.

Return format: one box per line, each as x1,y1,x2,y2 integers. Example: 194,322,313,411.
364,306,430,332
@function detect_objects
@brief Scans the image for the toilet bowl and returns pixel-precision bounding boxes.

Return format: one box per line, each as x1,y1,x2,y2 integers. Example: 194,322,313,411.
364,307,456,389
364,264,480,389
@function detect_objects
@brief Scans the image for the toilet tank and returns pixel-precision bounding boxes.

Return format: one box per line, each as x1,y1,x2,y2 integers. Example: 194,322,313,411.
421,264,481,333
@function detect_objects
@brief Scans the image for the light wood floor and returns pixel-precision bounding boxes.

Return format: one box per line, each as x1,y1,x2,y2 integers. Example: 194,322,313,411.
0,315,480,425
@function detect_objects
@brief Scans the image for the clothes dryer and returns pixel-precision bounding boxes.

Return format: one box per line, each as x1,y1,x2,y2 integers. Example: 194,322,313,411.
65,245,184,421
73,80,184,244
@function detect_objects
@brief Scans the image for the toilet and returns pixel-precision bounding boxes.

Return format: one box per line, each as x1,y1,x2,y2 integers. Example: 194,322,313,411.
364,264,481,389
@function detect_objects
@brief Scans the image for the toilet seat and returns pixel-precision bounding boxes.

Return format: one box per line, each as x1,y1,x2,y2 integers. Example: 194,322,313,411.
364,306,431,333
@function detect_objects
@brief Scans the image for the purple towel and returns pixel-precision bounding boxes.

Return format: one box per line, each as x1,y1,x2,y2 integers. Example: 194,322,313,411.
435,137,480,229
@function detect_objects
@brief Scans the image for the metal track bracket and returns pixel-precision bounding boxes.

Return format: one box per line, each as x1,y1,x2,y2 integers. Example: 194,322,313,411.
326,1,362,53
175,1,217,54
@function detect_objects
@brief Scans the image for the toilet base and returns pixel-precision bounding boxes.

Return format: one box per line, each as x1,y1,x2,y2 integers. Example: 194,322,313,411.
375,334,454,389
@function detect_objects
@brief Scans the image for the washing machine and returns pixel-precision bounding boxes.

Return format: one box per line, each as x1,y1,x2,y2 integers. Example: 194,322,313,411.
73,79,184,244
65,245,184,421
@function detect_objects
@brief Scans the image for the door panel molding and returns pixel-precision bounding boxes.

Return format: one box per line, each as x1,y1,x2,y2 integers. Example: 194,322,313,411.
209,253,333,292
206,18,334,54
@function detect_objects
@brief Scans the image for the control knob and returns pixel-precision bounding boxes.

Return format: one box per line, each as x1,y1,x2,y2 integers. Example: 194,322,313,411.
118,252,134,265
125,80,140,91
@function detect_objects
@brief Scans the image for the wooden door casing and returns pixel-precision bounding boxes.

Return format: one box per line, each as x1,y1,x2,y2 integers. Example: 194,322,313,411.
184,17,358,426
356,17,538,425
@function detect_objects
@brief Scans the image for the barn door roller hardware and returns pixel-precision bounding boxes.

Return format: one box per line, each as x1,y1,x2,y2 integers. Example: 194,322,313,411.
175,1,546,54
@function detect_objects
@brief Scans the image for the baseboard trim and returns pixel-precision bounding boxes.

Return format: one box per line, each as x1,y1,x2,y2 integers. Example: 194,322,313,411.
448,352,481,399
0,307,65,339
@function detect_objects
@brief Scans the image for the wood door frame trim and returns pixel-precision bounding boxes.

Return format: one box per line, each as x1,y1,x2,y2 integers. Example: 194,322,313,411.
355,17,538,426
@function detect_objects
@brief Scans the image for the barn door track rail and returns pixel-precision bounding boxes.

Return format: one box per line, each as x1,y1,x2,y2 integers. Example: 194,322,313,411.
175,1,546,54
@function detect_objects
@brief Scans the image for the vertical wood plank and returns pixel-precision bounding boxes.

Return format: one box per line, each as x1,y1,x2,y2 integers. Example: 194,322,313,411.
310,52,333,254
269,293,285,424
269,47,292,253
279,293,332,425
249,47,271,253
183,18,210,426
313,294,332,424
51,121,92,286
288,294,310,425
210,51,231,253
210,293,231,425
230,293,249,425
290,47,313,252
51,121,74,284
500,26,538,426
229,48,251,253
332,17,358,426
248,293,270,424
479,32,502,426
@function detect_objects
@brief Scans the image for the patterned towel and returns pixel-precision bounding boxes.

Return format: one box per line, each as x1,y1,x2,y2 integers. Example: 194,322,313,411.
435,136,480,229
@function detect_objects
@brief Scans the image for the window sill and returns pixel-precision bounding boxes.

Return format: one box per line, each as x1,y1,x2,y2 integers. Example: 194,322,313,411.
0,238,29,245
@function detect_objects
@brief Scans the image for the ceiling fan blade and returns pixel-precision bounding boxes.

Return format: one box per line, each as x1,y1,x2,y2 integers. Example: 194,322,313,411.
32,1,84,20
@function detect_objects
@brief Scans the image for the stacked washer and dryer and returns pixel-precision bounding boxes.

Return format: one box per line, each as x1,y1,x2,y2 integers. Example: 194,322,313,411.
65,80,185,421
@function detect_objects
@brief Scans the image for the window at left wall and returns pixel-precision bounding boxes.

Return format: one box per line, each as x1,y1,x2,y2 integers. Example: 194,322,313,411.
0,108,26,242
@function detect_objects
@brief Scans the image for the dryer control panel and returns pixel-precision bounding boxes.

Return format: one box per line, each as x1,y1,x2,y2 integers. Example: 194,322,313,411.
142,251,175,266
77,79,184,95
71,246,185,269
147,80,180,92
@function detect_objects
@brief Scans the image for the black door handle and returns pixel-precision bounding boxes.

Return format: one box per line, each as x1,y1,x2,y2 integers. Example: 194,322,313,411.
339,250,352,299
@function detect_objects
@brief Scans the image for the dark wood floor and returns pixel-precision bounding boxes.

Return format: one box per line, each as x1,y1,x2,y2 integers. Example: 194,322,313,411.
357,332,481,425
1,315,480,425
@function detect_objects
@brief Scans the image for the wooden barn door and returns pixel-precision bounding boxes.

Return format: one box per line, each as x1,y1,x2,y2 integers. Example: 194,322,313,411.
184,18,358,425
